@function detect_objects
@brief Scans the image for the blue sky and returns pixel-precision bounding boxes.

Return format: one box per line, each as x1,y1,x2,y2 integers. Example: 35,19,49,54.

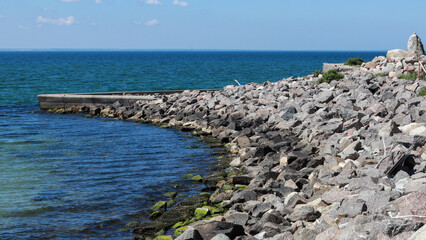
0,0,424,50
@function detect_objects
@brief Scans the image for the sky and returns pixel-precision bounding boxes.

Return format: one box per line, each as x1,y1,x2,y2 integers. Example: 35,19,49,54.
0,0,425,50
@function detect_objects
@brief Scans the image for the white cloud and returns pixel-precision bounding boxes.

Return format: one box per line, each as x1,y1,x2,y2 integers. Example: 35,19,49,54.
18,25,27,29
173,0,188,7
0,14,4,19
36,16,77,26
91,22,97,25
145,0,161,5
60,0,80,2
145,19,159,26
95,0,102,4
134,20,142,25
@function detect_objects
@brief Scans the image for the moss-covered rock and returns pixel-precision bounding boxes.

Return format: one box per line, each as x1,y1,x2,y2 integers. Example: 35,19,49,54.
163,192,177,198
233,184,247,191
194,207,209,220
151,201,167,212
172,222,183,229
186,144,201,149
181,173,194,179
174,226,189,237
153,235,173,240
125,221,139,228
199,192,211,197
167,199,176,208
149,211,162,220
201,205,224,214
190,175,203,182
199,135,224,148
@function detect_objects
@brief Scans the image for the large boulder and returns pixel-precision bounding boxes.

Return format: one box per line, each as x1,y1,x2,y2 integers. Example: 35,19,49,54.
387,49,410,58
408,32,425,55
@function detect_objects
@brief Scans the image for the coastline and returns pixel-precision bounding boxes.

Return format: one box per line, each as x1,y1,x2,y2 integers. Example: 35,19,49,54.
41,55,426,239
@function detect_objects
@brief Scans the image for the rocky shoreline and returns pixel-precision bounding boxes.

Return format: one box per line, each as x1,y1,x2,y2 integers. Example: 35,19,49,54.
50,48,426,240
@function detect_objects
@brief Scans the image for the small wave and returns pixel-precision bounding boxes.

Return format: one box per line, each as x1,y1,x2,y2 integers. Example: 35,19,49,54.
2,206,55,218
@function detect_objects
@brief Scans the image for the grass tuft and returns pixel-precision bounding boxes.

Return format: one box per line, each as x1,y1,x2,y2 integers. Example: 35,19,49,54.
344,58,365,66
318,69,344,84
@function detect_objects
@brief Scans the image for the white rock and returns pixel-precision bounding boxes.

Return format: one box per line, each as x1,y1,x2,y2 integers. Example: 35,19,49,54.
399,123,426,136
230,157,242,167
387,49,410,58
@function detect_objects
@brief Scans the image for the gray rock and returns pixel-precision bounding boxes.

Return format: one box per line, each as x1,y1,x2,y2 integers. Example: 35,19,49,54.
176,226,203,240
270,232,294,240
260,209,287,225
394,170,410,183
322,189,353,204
225,212,249,226
281,106,298,120
252,202,273,218
236,136,251,148
404,178,426,194
338,199,367,217
316,90,334,103
358,190,391,213
293,228,316,240
192,221,245,240
230,190,258,204
287,206,320,222
211,233,231,240
378,121,402,137
345,176,382,192
339,140,362,160
408,32,425,55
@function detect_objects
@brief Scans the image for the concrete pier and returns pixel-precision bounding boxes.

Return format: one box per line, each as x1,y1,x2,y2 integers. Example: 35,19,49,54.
37,89,220,110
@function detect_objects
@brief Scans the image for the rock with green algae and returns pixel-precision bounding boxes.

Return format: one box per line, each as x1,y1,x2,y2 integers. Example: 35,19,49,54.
133,194,210,236
163,191,177,198
153,236,173,240
174,226,189,237
172,222,184,229
149,211,162,220
181,173,194,179
151,201,167,212
233,184,247,191
199,192,211,197
194,207,210,220
191,175,203,182
186,144,201,149
201,205,224,214
125,221,139,228
167,199,176,208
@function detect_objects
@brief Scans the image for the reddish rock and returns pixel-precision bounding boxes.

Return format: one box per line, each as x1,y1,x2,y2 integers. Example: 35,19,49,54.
365,62,377,69
395,192,426,222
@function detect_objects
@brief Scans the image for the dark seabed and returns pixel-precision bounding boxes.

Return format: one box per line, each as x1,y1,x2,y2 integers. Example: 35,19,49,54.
0,51,385,239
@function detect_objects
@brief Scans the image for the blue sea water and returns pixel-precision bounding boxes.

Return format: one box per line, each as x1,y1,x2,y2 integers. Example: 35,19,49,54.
0,51,385,239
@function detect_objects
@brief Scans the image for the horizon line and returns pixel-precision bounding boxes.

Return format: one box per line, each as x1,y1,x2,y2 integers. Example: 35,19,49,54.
0,48,388,52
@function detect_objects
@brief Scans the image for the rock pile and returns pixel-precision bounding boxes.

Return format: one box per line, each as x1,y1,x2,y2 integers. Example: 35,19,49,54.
361,33,426,78
61,65,426,239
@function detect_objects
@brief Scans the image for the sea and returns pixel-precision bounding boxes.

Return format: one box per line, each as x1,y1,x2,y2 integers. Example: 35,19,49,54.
0,51,385,239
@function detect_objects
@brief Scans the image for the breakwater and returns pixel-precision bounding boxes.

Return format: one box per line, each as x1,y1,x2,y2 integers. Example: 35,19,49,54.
39,59,426,240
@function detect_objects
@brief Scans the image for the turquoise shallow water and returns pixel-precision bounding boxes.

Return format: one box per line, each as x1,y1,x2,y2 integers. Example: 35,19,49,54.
0,51,385,239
